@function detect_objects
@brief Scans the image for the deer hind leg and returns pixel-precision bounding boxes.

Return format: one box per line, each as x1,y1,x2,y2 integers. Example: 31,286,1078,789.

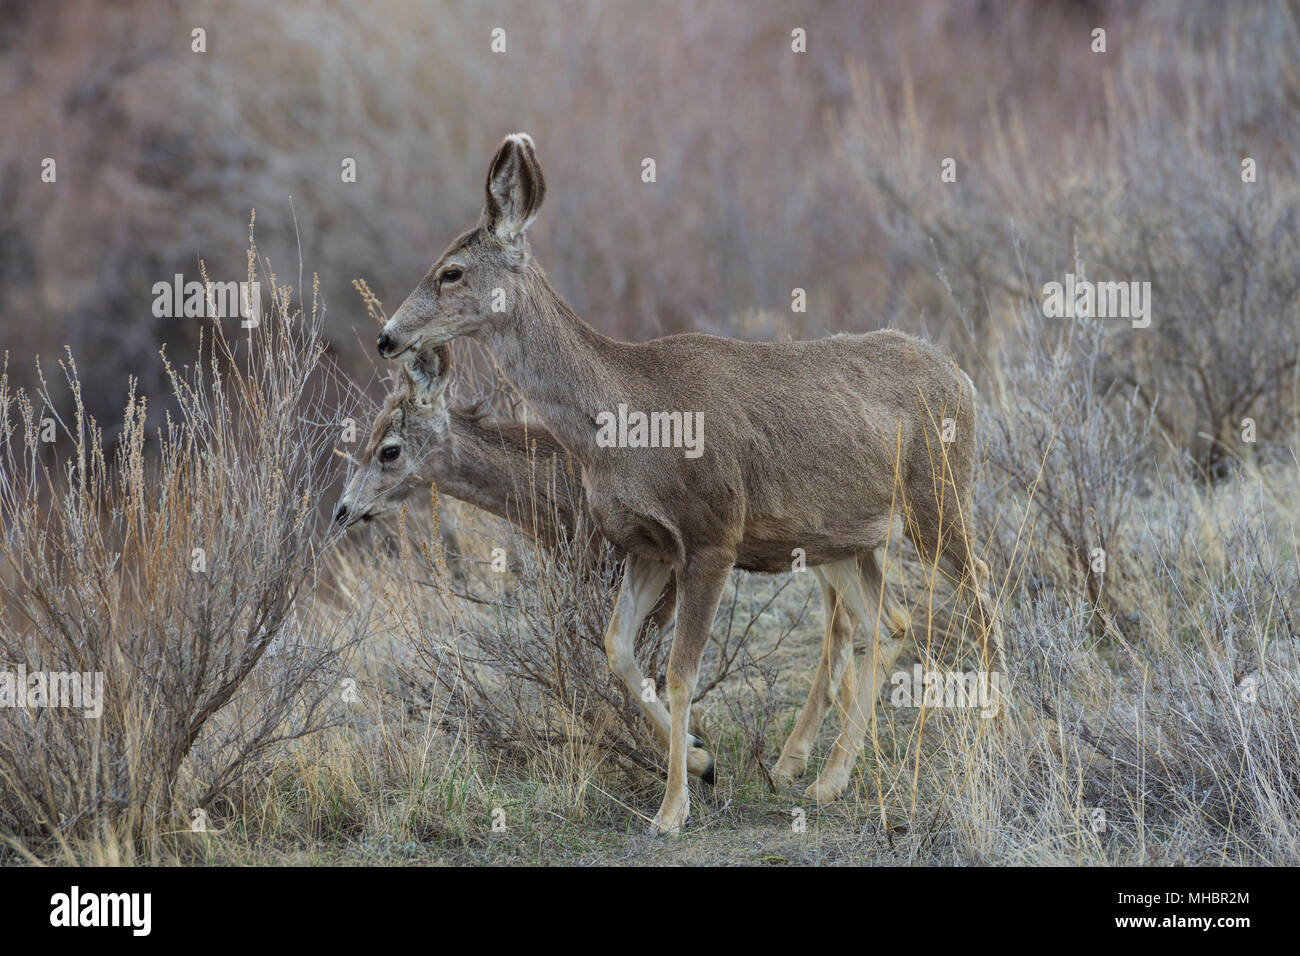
906,500,1005,716
771,577,855,787
806,553,910,805
650,547,733,835
940,534,1005,718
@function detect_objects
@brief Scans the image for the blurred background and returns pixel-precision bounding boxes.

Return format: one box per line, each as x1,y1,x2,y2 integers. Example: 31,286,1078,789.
1,0,1298,469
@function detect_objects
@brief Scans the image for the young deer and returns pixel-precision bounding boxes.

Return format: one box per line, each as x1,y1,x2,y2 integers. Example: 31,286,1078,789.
377,134,1003,833
333,342,859,786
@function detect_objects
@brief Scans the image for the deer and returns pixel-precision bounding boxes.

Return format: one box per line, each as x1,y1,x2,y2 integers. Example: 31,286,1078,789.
375,133,1003,834
333,340,864,788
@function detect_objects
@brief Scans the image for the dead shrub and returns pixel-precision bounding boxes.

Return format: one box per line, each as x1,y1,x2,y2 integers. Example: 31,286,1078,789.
0,233,358,851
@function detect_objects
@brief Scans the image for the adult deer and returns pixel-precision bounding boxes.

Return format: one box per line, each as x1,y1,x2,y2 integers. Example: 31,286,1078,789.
333,341,861,786
376,134,1002,833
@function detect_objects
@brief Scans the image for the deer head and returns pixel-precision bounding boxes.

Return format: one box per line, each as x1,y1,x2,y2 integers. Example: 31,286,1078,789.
334,342,453,527
377,132,546,361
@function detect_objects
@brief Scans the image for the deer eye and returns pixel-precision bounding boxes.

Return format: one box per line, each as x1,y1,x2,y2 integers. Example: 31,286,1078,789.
440,268,463,284
379,445,401,462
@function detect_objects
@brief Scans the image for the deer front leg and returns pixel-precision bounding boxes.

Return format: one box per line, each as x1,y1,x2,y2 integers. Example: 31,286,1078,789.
651,548,733,835
604,555,674,741
604,557,715,777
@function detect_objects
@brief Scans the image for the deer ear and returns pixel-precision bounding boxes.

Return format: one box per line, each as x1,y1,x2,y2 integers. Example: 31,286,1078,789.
404,343,452,408
484,132,546,243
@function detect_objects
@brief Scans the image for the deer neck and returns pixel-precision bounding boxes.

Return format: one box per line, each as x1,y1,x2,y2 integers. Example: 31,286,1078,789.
419,410,580,545
481,262,633,462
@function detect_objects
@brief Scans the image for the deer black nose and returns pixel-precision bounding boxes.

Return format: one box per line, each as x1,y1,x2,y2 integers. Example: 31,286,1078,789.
334,504,349,525
376,332,393,357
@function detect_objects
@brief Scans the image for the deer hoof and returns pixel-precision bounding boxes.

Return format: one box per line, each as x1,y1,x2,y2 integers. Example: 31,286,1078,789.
806,771,849,805
686,738,714,779
648,803,688,836
771,755,808,786
700,756,716,787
